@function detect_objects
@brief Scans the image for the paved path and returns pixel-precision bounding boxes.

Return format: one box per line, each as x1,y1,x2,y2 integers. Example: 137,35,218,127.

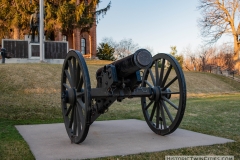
16,119,234,160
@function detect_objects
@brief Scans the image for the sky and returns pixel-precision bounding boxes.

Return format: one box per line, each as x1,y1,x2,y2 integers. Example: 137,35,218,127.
96,0,232,55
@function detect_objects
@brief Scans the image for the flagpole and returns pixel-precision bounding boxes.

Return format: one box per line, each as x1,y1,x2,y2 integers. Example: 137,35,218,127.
39,0,44,62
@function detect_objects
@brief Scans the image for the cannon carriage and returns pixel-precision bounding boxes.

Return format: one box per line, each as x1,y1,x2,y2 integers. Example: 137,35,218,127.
61,49,186,144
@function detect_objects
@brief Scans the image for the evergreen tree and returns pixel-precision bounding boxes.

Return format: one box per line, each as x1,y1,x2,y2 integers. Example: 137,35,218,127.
0,0,32,40
46,0,111,39
0,0,111,41
97,43,115,61
170,46,183,68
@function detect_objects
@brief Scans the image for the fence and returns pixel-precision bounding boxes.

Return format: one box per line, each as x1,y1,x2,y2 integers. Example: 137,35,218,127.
2,39,68,59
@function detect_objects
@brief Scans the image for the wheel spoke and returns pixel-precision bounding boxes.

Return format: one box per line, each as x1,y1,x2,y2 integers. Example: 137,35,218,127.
77,72,83,92
156,102,160,128
145,100,154,110
73,105,77,135
162,76,178,91
77,99,85,124
76,92,84,97
72,58,77,80
68,60,76,87
69,105,74,128
162,100,174,122
76,106,82,134
150,102,157,121
161,91,180,95
76,63,80,91
144,80,153,88
149,68,156,86
65,69,73,88
63,83,70,90
161,64,172,87
155,60,159,86
159,59,165,87
160,101,167,129
161,116,163,129
162,96,178,110
65,105,73,116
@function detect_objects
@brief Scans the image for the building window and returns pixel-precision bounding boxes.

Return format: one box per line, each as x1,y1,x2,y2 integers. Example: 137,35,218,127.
81,38,86,54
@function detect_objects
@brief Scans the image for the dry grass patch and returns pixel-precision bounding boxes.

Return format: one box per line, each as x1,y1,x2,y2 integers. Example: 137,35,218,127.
184,71,240,95
23,88,59,94
86,59,112,65
0,62,240,160
0,63,61,92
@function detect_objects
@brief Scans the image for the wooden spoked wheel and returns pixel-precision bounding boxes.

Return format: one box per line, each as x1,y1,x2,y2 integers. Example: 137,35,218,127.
61,50,91,144
141,53,186,135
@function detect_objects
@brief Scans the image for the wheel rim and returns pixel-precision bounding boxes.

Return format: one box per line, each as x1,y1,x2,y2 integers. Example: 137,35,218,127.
61,50,91,143
141,53,186,135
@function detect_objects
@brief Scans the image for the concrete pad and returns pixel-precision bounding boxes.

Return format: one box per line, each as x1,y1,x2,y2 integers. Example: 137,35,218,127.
15,119,234,160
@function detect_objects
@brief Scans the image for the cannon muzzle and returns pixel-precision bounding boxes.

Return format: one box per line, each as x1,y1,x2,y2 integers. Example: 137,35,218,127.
96,49,152,78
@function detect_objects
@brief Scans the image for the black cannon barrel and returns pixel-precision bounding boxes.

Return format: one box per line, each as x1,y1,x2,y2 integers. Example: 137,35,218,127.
96,49,152,78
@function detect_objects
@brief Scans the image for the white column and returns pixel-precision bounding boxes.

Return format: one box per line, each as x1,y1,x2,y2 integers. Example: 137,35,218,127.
39,0,44,61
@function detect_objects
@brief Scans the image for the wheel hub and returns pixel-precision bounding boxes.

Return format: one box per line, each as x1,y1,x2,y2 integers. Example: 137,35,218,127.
149,86,162,101
149,87,172,101
62,88,76,105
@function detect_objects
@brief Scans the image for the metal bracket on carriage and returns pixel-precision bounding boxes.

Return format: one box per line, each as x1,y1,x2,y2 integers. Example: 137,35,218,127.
100,64,118,89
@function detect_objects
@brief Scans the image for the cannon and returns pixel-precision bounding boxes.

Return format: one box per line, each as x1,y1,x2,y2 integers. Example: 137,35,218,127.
61,49,186,144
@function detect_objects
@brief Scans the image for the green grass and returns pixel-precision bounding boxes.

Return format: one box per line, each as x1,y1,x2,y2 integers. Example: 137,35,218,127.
0,63,240,160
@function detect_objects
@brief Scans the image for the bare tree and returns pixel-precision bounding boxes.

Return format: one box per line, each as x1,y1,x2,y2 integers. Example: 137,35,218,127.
197,45,217,71
116,38,139,57
191,54,201,71
182,46,196,71
215,43,235,70
101,37,118,48
144,46,155,54
198,0,240,61
100,37,139,59
224,53,235,70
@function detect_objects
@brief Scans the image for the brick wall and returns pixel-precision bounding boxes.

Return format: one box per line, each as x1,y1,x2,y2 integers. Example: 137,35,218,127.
90,23,97,58
68,34,73,49
54,29,63,41
74,28,81,51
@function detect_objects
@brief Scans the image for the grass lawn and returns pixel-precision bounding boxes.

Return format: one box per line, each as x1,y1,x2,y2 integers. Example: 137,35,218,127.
0,63,240,160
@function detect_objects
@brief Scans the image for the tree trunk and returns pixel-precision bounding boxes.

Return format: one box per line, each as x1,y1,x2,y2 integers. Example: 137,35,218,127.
233,35,239,61
233,34,240,71
13,26,20,39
